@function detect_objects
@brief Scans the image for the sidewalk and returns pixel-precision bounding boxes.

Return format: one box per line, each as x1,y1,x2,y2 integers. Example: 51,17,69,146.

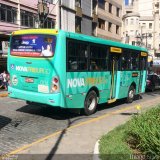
0,89,8,97
7,96,160,159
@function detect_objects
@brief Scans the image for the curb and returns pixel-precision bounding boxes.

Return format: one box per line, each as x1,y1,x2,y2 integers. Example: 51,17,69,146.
0,92,8,97
93,140,100,160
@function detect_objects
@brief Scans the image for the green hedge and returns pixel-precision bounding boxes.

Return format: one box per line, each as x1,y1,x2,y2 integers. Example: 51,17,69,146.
126,107,160,159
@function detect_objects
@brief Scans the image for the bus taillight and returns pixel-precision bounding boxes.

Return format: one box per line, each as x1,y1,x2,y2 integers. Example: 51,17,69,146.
51,77,60,93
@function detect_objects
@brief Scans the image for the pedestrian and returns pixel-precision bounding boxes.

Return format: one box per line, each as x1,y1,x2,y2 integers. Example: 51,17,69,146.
0,71,8,90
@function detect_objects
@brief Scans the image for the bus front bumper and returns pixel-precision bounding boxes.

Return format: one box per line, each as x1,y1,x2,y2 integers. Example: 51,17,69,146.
8,87,62,107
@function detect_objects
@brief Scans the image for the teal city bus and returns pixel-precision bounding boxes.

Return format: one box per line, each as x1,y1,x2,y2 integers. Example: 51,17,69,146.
8,29,148,115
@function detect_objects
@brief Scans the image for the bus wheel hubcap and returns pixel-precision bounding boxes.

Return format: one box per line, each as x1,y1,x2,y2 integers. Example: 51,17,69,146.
88,97,96,111
129,90,134,99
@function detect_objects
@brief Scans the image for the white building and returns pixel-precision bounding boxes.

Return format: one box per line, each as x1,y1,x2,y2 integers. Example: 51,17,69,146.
122,0,160,58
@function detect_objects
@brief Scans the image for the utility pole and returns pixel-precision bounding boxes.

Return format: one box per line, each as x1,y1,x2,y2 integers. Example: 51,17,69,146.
142,33,152,48
37,0,49,28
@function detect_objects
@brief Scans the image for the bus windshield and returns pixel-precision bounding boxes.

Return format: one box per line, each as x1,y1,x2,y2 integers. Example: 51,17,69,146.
11,34,56,57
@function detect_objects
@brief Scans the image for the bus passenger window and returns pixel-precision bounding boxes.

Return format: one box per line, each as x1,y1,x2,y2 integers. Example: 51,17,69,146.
121,50,130,70
90,45,108,71
131,52,139,70
90,61,99,70
67,40,88,71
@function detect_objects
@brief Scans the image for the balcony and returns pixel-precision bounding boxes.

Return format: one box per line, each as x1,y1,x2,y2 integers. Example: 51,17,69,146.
75,6,82,18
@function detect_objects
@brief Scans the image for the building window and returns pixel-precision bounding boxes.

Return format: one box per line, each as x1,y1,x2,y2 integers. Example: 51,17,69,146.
136,18,139,24
98,18,105,30
44,18,55,28
75,17,81,33
0,3,17,24
132,41,135,45
126,19,128,25
130,18,134,25
130,30,134,36
98,0,105,10
109,3,112,13
75,0,81,7
149,23,152,29
20,10,37,27
108,22,112,32
116,25,119,34
116,7,120,17
142,23,146,29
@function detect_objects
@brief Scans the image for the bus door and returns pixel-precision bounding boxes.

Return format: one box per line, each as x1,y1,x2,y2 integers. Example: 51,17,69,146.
139,52,148,93
108,52,121,103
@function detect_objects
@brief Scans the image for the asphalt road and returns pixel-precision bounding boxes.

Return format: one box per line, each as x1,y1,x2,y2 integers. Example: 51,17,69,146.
0,90,160,155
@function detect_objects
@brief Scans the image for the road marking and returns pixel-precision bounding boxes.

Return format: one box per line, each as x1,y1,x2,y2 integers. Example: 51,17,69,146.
3,96,160,158
6,100,24,104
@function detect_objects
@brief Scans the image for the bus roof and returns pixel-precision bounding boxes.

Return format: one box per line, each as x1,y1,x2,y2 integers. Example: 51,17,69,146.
11,29,148,52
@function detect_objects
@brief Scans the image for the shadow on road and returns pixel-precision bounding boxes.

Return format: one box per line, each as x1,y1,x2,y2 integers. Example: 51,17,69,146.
16,104,80,120
0,115,11,130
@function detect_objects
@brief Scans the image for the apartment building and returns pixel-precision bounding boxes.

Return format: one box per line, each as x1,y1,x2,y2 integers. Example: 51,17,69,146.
97,0,122,41
58,0,122,41
58,0,93,35
122,0,160,57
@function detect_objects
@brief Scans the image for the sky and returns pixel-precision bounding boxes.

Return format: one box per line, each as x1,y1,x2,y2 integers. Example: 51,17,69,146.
125,0,129,5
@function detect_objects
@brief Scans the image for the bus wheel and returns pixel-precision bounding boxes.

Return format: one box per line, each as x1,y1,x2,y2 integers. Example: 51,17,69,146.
126,85,135,103
26,101,32,105
83,90,97,116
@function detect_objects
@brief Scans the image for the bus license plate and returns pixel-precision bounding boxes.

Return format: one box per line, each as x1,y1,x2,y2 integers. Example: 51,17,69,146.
25,78,34,83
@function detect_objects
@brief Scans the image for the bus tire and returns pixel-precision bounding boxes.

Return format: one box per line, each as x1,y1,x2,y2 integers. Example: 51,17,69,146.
126,85,135,103
83,90,97,116
26,101,32,105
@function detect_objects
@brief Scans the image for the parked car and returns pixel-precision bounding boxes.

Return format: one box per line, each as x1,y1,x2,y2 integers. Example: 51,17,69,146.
146,74,160,91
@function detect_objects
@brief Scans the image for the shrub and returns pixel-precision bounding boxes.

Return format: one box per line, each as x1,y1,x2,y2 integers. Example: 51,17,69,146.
126,107,160,160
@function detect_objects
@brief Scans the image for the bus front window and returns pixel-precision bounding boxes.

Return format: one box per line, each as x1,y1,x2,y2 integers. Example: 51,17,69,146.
11,35,56,57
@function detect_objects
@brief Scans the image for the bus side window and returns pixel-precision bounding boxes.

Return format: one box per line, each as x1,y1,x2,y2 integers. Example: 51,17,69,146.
121,49,130,70
90,45,108,71
140,57,147,70
130,51,139,70
67,39,88,71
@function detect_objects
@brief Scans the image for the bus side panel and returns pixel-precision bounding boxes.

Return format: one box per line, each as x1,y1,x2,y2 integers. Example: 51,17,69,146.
141,70,147,93
54,31,67,108
65,72,111,108
118,71,140,99
118,71,131,99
